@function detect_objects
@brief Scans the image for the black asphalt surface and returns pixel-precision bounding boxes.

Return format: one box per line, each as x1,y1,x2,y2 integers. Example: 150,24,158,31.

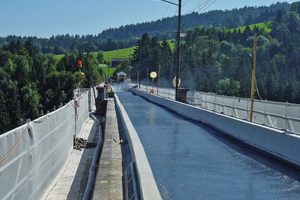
117,91,300,200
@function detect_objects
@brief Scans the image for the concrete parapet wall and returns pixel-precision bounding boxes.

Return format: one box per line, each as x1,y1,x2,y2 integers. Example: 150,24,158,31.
130,88,300,168
0,92,89,200
114,94,162,200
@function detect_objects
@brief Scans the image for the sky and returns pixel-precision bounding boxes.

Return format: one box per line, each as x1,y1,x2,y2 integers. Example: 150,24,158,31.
0,0,297,38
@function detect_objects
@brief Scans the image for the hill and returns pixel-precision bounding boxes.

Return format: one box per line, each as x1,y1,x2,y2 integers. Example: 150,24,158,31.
0,2,290,54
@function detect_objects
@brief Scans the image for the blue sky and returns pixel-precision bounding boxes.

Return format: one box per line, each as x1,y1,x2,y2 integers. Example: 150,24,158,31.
0,0,296,38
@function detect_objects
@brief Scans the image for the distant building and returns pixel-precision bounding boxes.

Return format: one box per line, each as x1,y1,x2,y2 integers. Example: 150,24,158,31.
98,64,107,67
111,58,127,67
180,33,187,38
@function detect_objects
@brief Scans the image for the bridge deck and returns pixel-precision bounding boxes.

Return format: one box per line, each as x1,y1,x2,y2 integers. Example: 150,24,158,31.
117,91,300,200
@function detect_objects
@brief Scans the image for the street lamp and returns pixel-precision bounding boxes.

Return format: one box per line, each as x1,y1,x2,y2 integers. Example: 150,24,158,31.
150,71,157,94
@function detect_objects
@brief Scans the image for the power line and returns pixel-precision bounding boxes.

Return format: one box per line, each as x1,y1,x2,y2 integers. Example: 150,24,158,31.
162,3,171,18
182,0,191,8
184,0,212,15
183,0,216,27
198,0,216,13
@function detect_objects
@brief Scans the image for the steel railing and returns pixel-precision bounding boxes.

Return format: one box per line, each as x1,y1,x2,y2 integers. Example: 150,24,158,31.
136,84,300,135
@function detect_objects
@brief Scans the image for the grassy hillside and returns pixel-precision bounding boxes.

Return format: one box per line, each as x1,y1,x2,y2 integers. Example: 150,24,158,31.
100,66,116,77
54,39,176,62
164,39,176,51
230,22,271,33
100,39,176,60
95,46,136,61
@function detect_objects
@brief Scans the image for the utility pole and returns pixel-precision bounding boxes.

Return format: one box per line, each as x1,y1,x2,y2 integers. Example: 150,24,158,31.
160,0,182,101
250,32,258,122
175,0,182,101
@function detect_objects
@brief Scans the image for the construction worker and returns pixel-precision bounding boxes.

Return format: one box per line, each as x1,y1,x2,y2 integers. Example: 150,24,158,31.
104,82,108,98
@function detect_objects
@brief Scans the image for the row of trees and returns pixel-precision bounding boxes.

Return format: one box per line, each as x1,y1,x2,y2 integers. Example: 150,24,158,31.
0,41,104,134
0,35,137,55
129,6,300,104
0,2,290,54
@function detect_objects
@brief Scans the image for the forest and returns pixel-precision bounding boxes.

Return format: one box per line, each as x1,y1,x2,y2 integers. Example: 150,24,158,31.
0,2,290,54
0,43,105,134
128,3,300,104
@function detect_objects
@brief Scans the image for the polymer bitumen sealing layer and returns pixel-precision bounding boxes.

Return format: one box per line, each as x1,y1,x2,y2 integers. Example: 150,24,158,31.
117,91,300,200
92,99,123,200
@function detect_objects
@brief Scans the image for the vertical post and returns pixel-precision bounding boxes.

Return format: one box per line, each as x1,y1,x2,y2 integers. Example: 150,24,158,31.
139,42,141,88
107,58,109,82
77,61,83,97
147,68,149,92
157,64,161,95
285,101,288,131
152,78,154,92
92,86,97,106
232,96,235,116
250,32,258,122
264,100,267,125
213,93,216,112
175,0,182,101
222,95,224,114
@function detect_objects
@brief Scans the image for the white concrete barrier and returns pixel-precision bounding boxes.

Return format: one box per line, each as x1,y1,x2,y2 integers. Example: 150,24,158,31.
0,92,89,200
130,88,300,168
114,94,162,200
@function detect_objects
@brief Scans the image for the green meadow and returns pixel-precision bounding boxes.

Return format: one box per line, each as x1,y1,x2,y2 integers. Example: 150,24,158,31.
100,66,116,76
229,22,271,33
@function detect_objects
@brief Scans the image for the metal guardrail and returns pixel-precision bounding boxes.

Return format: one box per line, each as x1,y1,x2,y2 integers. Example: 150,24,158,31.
137,85,300,135
124,161,139,200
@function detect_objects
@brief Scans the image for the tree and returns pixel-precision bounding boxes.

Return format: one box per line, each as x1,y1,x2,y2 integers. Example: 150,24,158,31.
24,39,39,57
53,45,65,54
287,13,299,33
20,84,41,119
81,51,101,87
97,51,105,64
217,78,241,96
160,39,173,81
245,14,256,26
276,9,283,23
